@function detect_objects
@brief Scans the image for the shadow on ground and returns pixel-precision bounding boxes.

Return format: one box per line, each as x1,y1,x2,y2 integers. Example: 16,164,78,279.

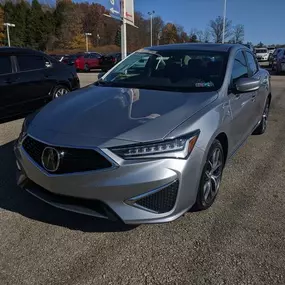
0,141,135,232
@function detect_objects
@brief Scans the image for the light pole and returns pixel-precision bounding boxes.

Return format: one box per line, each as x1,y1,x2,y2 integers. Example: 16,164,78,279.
148,11,155,46
96,33,100,46
3,23,15,47
85,32,92,52
222,0,227,44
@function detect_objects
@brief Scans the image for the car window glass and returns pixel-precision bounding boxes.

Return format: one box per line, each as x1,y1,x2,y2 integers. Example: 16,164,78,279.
0,56,12,75
84,54,90,58
102,50,227,92
245,52,258,76
17,55,46,71
232,51,248,83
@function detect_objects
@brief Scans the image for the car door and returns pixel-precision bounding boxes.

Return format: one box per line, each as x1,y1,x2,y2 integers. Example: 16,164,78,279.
228,50,256,150
90,53,101,69
14,53,55,111
0,53,21,121
244,51,265,125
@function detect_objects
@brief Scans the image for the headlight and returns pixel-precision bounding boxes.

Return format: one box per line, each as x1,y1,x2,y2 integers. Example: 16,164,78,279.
110,131,200,160
18,111,39,143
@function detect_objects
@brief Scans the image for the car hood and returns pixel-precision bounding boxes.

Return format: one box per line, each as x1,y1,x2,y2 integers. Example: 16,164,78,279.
29,85,218,144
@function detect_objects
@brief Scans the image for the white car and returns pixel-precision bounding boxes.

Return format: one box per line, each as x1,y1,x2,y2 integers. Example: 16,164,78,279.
268,47,275,54
255,48,270,62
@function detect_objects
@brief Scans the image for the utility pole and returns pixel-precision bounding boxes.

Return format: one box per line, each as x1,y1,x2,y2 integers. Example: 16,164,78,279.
3,23,15,47
85,32,92,52
222,0,227,44
148,11,155,46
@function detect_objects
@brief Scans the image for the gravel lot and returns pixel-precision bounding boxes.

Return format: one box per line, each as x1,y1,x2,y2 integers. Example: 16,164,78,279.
0,73,285,285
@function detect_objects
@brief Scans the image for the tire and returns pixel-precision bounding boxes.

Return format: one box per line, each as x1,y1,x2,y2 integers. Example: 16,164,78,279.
194,139,225,211
253,98,270,135
52,85,70,99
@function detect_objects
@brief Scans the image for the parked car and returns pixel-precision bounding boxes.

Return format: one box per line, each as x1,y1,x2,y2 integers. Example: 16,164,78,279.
15,44,271,224
0,47,80,124
268,47,275,54
270,48,283,70
75,52,103,72
255,48,270,62
50,54,65,62
275,48,285,74
61,54,82,66
100,52,131,72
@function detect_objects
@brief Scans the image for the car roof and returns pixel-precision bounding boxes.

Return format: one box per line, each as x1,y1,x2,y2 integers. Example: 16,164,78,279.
0,47,48,57
144,43,244,53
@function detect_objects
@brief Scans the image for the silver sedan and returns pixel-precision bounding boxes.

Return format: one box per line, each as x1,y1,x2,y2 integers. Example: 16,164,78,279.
14,44,271,224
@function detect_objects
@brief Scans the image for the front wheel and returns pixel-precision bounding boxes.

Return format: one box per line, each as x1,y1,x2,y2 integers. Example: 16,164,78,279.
253,98,270,135
194,140,225,211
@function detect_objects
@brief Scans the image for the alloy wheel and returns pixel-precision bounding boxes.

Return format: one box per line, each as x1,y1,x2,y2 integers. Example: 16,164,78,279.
54,88,68,98
203,147,223,203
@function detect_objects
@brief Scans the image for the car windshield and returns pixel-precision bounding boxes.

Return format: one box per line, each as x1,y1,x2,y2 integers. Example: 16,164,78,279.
98,49,228,92
256,49,268,54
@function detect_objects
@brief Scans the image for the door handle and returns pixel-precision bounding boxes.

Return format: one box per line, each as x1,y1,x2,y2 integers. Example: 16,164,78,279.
251,94,256,102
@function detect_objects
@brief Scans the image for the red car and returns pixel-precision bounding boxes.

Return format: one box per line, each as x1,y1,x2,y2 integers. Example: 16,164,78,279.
75,52,103,72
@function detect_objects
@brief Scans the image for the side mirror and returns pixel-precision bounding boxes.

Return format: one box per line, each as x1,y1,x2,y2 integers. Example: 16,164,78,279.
234,78,260,93
97,72,105,80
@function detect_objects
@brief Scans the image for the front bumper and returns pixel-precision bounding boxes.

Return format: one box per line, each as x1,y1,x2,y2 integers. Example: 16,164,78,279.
14,136,204,224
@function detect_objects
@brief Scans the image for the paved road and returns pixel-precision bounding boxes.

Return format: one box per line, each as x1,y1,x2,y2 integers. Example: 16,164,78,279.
1,74,285,285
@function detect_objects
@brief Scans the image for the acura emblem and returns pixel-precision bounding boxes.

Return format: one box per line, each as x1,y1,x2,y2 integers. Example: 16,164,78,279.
41,147,60,172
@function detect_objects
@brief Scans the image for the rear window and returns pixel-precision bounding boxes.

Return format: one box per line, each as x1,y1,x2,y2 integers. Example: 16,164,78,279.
0,56,12,75
17,55,46,71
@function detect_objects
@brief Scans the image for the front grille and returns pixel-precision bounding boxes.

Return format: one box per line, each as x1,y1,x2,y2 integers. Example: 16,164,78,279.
22,179,120,221
22,136,113,174
135,180,179,213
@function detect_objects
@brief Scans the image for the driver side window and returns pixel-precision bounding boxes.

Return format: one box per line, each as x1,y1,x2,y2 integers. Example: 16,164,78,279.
232,51,248,84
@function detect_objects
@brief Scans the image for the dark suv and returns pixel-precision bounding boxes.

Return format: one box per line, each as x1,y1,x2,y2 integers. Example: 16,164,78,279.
0,47,80,124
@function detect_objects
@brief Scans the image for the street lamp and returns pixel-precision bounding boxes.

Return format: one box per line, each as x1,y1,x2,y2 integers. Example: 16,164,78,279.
222,0,227,44
3,23,15,47
85,32,92,52
147,11,155,46
96,33,100,46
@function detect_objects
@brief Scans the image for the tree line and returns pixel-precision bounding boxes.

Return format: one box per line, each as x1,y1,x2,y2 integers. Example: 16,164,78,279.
0,0,246,53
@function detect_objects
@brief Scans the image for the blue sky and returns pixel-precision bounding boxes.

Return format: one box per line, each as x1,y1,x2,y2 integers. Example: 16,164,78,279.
93,0,284,44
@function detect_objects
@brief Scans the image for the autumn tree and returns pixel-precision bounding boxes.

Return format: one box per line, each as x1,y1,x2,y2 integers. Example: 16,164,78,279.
114,26,121,47
162,23,178,44
152,16,164,45
209,16,232,43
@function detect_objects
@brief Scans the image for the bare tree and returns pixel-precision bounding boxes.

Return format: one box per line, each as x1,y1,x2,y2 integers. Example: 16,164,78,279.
203,29,211,43
196,30,204,42
232,24,244,44
209,16,232,43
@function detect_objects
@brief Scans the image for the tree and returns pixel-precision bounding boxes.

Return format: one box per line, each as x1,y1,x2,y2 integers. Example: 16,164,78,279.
0,6,4,46
189,33,198,42
152,16,164,45
232,24,244,44
162,23,178,44
114,26,121,47
209,16,232,43
256,41,264,48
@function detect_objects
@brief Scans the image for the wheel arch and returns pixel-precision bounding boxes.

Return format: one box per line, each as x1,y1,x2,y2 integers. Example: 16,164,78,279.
215,132,229,163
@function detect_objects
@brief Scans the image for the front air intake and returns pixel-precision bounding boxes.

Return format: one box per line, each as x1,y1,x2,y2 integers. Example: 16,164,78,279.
135,180,179,213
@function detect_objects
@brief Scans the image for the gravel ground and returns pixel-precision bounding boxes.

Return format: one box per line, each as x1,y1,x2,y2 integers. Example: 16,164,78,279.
0,74,285,285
